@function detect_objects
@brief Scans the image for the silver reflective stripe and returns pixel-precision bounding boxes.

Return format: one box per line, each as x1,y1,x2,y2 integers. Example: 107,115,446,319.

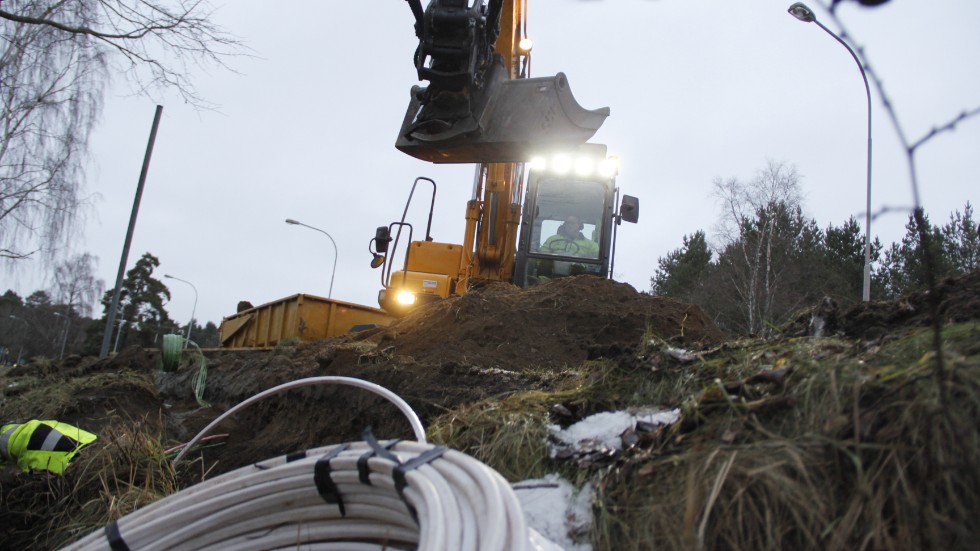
41,427,66,452
1,424,22,461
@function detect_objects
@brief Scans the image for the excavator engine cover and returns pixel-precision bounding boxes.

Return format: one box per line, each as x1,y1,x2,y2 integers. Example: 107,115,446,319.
397,63,609,163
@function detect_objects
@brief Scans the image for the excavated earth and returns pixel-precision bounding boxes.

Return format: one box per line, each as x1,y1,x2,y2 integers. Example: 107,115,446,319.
2,271,979,549
6,272,980,476
77,276,724,476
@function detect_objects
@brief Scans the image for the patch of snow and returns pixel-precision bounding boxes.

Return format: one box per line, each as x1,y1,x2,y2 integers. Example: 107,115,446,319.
664,347,699,362
515,473,594,551
548,407,680,457
517,408,680,548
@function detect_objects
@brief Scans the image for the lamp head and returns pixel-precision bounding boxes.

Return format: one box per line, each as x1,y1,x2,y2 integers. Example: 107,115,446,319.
788,2,816,23
285,219,300,225
370,253,386,269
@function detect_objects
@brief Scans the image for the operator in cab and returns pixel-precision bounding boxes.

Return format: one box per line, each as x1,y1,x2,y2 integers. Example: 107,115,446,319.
539,216,599,258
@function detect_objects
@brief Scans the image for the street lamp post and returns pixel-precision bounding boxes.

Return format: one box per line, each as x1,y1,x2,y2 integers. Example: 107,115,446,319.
285,219,338,299
788,2,873,302
53,312,70,360
8,315,27,364
164,274,198,348
113,317,128,353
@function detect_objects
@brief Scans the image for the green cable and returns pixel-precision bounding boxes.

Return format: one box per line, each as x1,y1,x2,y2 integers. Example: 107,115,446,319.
161,334,183,372
188,339,210,408
160,334,210,408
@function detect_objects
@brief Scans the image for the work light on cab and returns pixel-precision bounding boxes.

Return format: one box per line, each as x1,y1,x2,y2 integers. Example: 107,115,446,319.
396,291,417,306
598,156,620,178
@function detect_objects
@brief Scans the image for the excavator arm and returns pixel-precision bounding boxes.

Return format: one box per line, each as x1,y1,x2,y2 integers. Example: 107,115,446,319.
397,0,608,163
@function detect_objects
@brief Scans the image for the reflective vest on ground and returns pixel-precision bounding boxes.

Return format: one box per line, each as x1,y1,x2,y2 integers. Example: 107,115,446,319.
0,420,97,474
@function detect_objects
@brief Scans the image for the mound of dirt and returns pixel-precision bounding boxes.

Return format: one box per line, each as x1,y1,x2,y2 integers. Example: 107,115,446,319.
841,269,980,339
784,270,980,339
149,276,722,475
2,272,979,550
378,276,724,368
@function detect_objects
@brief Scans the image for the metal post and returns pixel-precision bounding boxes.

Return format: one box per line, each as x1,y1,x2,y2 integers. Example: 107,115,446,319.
113,318,127,353
54,312,70,360
788,3,873,301
8,316,27,364
101,105,164,358
285,219,338,299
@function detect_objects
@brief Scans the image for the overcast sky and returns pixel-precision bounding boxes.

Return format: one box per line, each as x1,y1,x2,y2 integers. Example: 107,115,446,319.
9,0,980,328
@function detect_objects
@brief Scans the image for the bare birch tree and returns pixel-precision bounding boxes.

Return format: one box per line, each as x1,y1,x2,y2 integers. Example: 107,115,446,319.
713,161,806,335
0,1,240,261
52,251,103,317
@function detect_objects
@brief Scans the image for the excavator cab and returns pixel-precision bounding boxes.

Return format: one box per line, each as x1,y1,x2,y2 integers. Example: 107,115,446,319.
398,0,609,163
514,145,639,286
370,146,638,315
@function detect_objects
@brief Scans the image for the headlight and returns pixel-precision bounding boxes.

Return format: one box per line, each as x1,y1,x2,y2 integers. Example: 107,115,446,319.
529,153,619,179
574,157,594,176
598,156,620,178
551,154,572,174
396,290,416,305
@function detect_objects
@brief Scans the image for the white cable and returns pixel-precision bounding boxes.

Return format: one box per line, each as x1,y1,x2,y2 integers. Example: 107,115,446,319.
61,441,547,551
61,377,558,551
172,376,427,464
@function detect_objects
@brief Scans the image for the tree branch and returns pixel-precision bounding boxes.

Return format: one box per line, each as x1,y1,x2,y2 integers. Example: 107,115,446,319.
909,107,980,153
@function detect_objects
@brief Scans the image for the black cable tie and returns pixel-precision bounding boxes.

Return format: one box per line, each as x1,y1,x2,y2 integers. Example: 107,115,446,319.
286,451,307,463
359,427,402,485
314,444,350,516
105,521,131,551
393,446,447,525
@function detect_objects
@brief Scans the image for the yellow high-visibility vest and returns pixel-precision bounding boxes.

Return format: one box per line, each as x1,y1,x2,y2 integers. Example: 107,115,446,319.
0,420,97,475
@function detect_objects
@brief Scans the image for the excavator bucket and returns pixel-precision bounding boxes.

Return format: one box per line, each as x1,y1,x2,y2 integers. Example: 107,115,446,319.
396,62,609,164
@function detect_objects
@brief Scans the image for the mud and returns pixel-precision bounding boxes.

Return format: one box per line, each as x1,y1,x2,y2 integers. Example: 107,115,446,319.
35,276,721,477
9,273,979,480
2,272,979,550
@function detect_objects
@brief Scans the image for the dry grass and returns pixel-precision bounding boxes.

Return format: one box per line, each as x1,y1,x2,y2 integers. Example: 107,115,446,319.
3,320,977,550
0,416,197,550
600,325,980,550
434,323,980,551
428,392,556,481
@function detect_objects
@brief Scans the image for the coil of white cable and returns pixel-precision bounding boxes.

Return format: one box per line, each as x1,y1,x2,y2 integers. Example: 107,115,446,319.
60,377,561,550
61,439,556,550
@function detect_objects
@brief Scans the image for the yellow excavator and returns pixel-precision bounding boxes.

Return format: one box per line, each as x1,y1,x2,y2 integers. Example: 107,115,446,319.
218,0,638,346
371,0,639,315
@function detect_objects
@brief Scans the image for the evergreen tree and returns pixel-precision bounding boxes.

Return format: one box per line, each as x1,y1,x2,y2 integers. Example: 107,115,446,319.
192,321,221,348
876,202,978,300
88,253,176,351
821,217,882,305
651,230,713,303
876,212,950,300
941,202,979,274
